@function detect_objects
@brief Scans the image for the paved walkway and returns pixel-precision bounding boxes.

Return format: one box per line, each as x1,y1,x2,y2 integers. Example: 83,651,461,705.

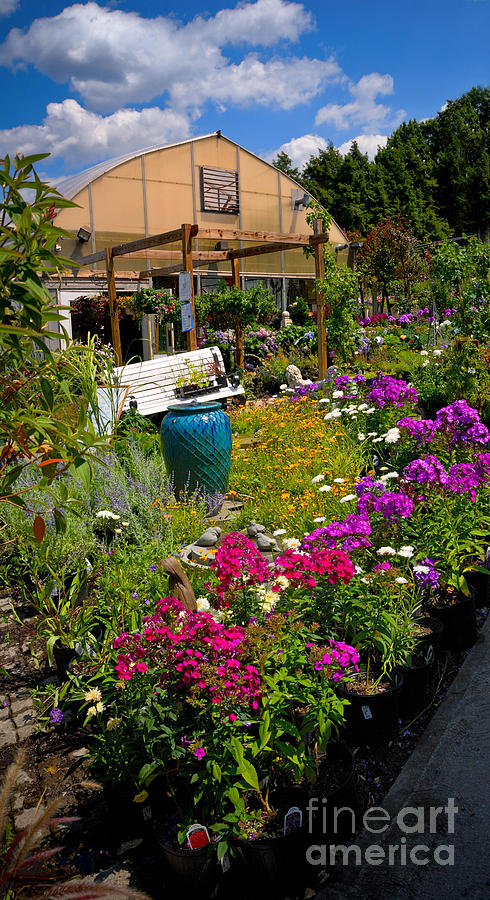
0,589,37,752
316,615,490,900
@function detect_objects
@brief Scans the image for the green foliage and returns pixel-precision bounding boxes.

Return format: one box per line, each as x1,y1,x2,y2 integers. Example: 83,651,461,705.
271,150,301,182
0,153,109,530
428,237,490,333
316,247,359,363
198,282,275,330
288,295,311,325
356,215,427,307
299,87,490,240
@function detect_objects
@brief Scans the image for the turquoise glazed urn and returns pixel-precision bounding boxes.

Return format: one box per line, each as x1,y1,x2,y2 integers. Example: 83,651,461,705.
161,402,232,505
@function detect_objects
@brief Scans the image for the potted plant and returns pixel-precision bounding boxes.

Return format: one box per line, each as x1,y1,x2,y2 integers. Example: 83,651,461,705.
175,362,213,398
128,287,177,323
333,564,407,745
23,564,100,681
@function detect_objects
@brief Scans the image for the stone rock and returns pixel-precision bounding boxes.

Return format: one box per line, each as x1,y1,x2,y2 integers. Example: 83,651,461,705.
15,805,46,831
189,546,218,567
280,310,292,329
285,364,304,388
247,521,266,537
0,720,16,748
69,747,89,759
256,534,274,551
195,527,221,547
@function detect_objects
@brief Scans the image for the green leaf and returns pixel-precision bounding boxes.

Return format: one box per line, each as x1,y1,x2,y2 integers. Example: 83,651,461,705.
53,509,66,534
237,760,259,792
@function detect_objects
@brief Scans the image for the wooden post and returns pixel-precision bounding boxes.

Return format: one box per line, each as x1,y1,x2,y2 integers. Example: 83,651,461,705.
230,257,244,369
314,219,327,379
106,248,123,366
181,224,197,351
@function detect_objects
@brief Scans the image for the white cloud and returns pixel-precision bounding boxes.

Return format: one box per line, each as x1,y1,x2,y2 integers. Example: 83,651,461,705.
0,0,18,17
0,99,191,167
315,72,404,132
267,133,329,169
337,133,389,160
0,0,332,112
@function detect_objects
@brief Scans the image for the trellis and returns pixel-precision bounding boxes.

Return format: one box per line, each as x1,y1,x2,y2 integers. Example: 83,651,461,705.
79,221,330,376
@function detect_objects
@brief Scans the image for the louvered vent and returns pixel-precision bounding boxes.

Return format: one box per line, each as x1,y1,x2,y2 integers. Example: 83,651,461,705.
201,166,239,214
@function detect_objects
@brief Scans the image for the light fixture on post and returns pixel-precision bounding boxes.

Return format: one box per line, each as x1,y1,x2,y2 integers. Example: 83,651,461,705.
77,226,92,243
291,189,310,210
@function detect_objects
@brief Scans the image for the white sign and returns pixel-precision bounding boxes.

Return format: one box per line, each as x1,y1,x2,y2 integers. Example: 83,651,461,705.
179,271,192,303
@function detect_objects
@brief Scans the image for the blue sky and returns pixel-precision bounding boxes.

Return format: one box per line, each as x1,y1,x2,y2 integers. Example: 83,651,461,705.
0,0,488,179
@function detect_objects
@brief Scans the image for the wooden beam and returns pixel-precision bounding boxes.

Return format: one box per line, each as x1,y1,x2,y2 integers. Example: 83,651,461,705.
140,256,230,277
124,248,228,261
228,241,305,261
106,248,123,366
197,228,313,245
78,249,107,267
314,219,327,380
181,223,197,351
112,225,197,258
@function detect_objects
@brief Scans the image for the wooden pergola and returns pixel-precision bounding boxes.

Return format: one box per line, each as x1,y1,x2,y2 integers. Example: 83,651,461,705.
79,221,330,376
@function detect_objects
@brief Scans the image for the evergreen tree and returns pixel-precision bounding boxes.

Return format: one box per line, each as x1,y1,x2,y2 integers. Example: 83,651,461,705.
423,86,490,239
301,143,343,216
271,151,301,182
372,120,448,239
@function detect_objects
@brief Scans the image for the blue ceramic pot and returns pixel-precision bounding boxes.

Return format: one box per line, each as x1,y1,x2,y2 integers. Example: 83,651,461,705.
161,402,232,505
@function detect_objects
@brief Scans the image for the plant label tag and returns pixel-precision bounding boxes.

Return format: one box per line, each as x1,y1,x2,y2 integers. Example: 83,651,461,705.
284,806,302,836
362,705,373,720
179,271,192,303
180,301,193,333
142,805,152,822
187,824,210,849
220,852,231,873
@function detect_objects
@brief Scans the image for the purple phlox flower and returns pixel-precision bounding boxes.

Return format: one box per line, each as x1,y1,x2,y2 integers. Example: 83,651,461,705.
50,707,64,725
367,373,418,409
193,747,206,759
412,558,440,591
402,455,449,486
372,491,414,522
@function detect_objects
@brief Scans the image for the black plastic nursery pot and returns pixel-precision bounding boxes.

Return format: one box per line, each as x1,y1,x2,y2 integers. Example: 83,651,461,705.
465,565,490,608
426,592,478,651
411,615,444,657
234,827,308,900
157,838,221,900
337,673,403,746
396,648,436,719
233,786,310,900
53,645,76,682
308,742,357,843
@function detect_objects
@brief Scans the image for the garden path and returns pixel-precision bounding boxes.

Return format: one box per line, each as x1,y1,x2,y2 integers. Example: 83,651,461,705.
316,615,490,899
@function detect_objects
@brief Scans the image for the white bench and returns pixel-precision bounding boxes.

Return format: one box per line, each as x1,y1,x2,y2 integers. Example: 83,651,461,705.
113,347,245,419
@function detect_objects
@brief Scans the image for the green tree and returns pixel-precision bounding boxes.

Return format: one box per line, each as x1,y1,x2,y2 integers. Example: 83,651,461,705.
316,247,359,363
302,143,343,216
372,120,448,239
271,151,301,182
424,86,490,239
333,143,374,233
198,283,275,368
356,216,427,311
